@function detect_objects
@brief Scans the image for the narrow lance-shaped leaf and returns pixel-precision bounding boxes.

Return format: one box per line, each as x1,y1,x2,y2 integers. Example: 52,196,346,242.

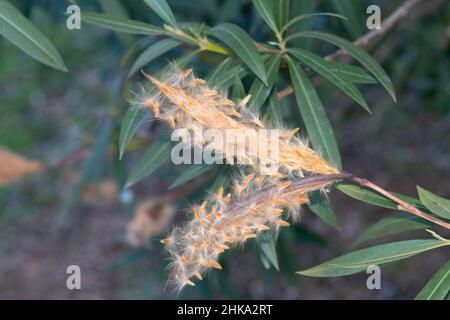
206,57,233,82
128,39,182,78
266,93,283,125
81,12,164,35
308,190,340,230
126,139,172,188
288,48,370,112
286,56,342,169
417,186,450,220
210,64,247,90
252,0,278,33
143,0,177,28
329,0,364,38
98,0,132,44
328,62,377,84
289,0,314,49
273,0,290,32
258,231,280,271
248,54,281,111
356,213,433,245
99,0,129,18
169,165,216,190
416,260,450,300
337,182,429,212
119,107,148,159
232,76,246,100
281,12,348,34
298,239,450,277
0,0,67,71
210,23,268,85
286,31,396,101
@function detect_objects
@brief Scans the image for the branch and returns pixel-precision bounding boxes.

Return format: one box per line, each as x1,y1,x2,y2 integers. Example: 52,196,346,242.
223,172,450,230
347,174,450,230
276,0,424,100
326,0,422,61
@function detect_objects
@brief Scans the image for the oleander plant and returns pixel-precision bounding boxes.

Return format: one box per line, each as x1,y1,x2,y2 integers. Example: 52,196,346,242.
0,0,449,299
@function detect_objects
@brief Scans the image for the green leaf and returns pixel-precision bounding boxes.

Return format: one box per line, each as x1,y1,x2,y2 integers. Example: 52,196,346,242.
232,76,246,100
169,165,215,190
0,0,67,71
286,56,342,169
53,120,114,231
328,62,377,84
119,106,148,159
143,0,177,27
416,260,450,300
258,231,279,271
252,0,278,33
273,0,290,32
356,213,433,245
248,54,281,111
210,23,268,85
417,186,450,220
99,0,129,18
338,183,397,209
206,57,233,82
98,0,132,44
281,13,348,34
266,93,283,125
289,48,369,112
209,64,247,90
328,0,364,39
126,139,172,188
128,39,182,78
286,31,396,102
81,12,164,35
308,190,340,230
298,239,450,277
336,183,428,212
289,0,314,49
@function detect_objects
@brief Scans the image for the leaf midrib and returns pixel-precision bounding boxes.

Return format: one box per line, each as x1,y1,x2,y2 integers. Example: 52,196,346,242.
291,64,334,162
330,242,447,269
0,12,58,67
214,25,266,84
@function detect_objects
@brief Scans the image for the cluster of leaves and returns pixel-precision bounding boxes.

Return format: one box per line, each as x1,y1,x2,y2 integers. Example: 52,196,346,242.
1,0,449,299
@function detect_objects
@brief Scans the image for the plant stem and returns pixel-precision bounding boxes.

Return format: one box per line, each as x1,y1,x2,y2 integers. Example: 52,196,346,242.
347,174,450,230
276,0,440,100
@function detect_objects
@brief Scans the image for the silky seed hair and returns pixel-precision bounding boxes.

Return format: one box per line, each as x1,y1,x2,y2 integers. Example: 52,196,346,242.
161,174,340,290
134,68,339,178
133,68,341,290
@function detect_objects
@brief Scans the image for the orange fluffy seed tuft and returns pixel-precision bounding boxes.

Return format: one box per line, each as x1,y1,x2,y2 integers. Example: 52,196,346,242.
209,259,222,270
275,220,290,227
183,279,196,286
180,68,193,77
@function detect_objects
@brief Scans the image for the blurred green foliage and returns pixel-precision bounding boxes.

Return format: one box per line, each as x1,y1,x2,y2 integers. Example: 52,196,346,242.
0,0,449,299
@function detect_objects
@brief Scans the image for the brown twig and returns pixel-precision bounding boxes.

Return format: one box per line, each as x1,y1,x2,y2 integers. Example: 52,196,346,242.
326,0,422,61
255,42,281,55
347,174,450,230
223,172,450,230
276,0,425,100
49,147,90,170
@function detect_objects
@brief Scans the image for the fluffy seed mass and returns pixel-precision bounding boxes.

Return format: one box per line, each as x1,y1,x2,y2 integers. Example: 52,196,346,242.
135,68,340,290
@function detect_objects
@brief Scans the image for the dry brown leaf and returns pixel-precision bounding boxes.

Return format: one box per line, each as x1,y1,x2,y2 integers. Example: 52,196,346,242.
126,198,175,248
83,179,118,204
0,147,45,186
